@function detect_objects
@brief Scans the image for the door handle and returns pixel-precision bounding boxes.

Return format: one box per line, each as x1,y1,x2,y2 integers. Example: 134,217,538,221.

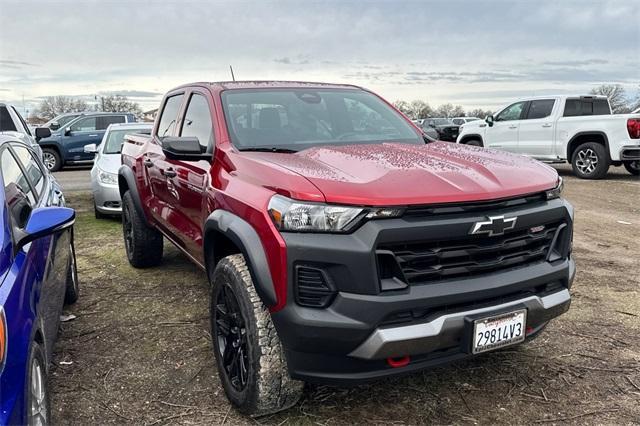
88,134,98,137
143,158,154,168
508,125,517,129
542,123,552,128
163,167,177,178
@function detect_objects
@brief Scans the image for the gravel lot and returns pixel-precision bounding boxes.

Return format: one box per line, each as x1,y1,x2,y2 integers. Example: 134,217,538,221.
50,164,639,425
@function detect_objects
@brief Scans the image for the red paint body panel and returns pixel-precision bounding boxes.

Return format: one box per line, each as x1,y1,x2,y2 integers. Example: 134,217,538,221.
121,81,560,312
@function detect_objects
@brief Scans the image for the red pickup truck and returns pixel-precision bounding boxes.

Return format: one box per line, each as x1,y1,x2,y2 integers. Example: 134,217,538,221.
119,81,575,416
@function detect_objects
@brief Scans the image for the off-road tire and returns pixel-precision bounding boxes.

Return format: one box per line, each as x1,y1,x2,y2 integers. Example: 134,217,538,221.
209,254,303,416
42,148,61,172
465,139,483,147
623,160,640,176
122,191,163,268
571,142,610,179
25,341,51,426
64,233,79,304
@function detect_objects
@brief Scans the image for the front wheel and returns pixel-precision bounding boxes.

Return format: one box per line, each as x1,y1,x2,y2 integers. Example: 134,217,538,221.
209,254,303,416
42,148,61,172
26,342,50,426
122,191,163,268
465,139,483,147
623,160,640,176
64,235,79,304
571,142,610,179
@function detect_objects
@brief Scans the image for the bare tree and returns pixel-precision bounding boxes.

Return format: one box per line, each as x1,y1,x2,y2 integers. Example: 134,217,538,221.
411,100,434,119
590,84,630,114
97,95,142,116
393,100,412,118
450,105,466,117
35,96,88,120
467,108,494,119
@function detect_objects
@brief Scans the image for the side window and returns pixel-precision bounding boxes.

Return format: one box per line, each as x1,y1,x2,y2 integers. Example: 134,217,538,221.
12,145,45,198
564,98,612,117
496,102,526,121
70,117,97,132
593,99,611,115
180,94,214,152
0,107,17,132
526,100,555,119
97,115,126,130
157,94,184,137
1,148,36,228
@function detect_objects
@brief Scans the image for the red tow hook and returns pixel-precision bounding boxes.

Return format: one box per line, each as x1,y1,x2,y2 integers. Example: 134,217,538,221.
387,356,411,368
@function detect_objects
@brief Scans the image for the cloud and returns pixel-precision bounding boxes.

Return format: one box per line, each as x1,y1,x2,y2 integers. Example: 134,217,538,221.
274,57,310,65
97,90,163,98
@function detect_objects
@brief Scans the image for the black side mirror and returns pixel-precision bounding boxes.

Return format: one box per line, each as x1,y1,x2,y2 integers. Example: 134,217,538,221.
161,136,210,161
486,115,494,127
34,127,51,141
64,127,72,136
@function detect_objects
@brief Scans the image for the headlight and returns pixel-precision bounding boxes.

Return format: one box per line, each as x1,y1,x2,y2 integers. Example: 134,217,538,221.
267,195,403,233
545,176,563,200
98,169,118,185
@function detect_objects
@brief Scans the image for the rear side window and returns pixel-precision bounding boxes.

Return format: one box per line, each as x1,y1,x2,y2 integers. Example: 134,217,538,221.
97,115,126,130
0,107,17,132
180,94,214,152
157,94,184,137
564,98,611,117
1,148,36,228
70,117,97,132
526,100,555,119
12,145,45,198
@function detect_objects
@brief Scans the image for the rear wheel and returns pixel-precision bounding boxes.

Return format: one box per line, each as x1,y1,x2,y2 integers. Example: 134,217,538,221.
42,148,61,172
623,160,640,176
122,191,163,268
571,142,610,179
209,254,303,416
64,235,79,304
26,342,50,426
465,139,483,147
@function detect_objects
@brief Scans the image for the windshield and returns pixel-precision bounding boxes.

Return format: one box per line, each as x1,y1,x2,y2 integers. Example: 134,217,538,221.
103,127,151,154
221,89,422,151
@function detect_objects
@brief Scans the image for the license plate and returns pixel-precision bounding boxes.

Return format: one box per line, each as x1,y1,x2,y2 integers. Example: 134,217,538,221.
472,309,527,354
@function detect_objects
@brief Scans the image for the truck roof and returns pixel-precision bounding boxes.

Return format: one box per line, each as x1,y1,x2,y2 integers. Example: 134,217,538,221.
170,80,363,93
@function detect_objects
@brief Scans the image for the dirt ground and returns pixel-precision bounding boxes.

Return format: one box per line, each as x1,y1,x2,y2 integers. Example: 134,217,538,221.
50,164,639,425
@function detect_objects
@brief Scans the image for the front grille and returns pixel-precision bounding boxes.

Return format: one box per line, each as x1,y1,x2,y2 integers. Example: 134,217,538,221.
295,265,335,308
379,220,564,284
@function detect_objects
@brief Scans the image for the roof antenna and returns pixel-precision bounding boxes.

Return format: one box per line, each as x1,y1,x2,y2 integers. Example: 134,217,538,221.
229,65,236,82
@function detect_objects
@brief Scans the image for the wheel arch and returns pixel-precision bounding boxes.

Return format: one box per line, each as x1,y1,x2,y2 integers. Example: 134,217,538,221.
118,166,150,226
203,210,277,307
566,131,611,162
39,144,64,163
458,133,484,145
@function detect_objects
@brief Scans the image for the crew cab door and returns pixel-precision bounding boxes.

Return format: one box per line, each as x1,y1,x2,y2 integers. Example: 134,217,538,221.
63,115,126,161
517,99,557,157
485,101,526,152
165,90,214,261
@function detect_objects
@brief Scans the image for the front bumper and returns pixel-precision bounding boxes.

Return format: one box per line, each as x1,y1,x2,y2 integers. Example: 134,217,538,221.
92,180,122,214
271,197,575,385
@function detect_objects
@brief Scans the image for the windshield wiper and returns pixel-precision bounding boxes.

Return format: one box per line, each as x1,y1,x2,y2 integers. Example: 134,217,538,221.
239,147,298,153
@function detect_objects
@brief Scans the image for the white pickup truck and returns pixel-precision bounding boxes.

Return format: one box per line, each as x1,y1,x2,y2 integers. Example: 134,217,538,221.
456,95,640,179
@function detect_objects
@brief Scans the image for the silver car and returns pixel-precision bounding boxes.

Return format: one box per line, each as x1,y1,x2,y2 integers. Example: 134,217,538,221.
85,122,152,218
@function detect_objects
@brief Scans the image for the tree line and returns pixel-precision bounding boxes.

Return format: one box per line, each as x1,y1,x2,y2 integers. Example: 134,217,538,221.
33,95,143,121
393,84,640,120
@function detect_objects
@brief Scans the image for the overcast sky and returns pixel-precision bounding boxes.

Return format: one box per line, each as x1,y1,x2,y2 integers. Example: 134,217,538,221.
1,0,638,116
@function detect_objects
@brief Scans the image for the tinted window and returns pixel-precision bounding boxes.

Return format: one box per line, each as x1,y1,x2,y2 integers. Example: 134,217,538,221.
180,94,213,151
593,99,611,115
1,148,36,228
564,98,611,117
222,89,421,150
0,107,17,132
158,95,184,137
97,115,126,130
526,99,555,119
496,102,526,121
452,118,464,125
13,145,45,197
70,117,97,131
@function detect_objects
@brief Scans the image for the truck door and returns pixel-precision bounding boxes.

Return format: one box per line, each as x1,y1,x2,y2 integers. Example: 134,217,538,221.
517,99,556,157
485,101,526,152
165,90,213,261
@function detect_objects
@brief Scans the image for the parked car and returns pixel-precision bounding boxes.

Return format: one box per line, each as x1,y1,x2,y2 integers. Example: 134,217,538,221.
421,118,460,142
41,112,86,131
86,122,153,218
0,103,51,157
457,95,640,178
0,134,78,425
37,112,136,171
119,81,574,416
452,117,481,125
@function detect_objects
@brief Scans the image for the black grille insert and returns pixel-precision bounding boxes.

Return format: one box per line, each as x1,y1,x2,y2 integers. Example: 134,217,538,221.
295,265,336,308
379,220,564,284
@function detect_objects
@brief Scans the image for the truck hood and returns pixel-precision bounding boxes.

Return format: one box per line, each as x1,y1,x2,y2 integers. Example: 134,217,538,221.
252,142,558,206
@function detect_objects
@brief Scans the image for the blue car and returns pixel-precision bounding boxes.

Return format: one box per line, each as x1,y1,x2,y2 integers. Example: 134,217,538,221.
37,112,136,172
0,134,78,425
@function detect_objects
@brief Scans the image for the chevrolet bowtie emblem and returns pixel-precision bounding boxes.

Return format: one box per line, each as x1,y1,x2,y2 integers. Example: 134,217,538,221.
470,215,517,236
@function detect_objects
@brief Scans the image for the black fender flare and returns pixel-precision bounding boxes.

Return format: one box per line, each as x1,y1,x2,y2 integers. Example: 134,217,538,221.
203,210,277,306
566,131,611,161
459,133,484,145
118,166,150,226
